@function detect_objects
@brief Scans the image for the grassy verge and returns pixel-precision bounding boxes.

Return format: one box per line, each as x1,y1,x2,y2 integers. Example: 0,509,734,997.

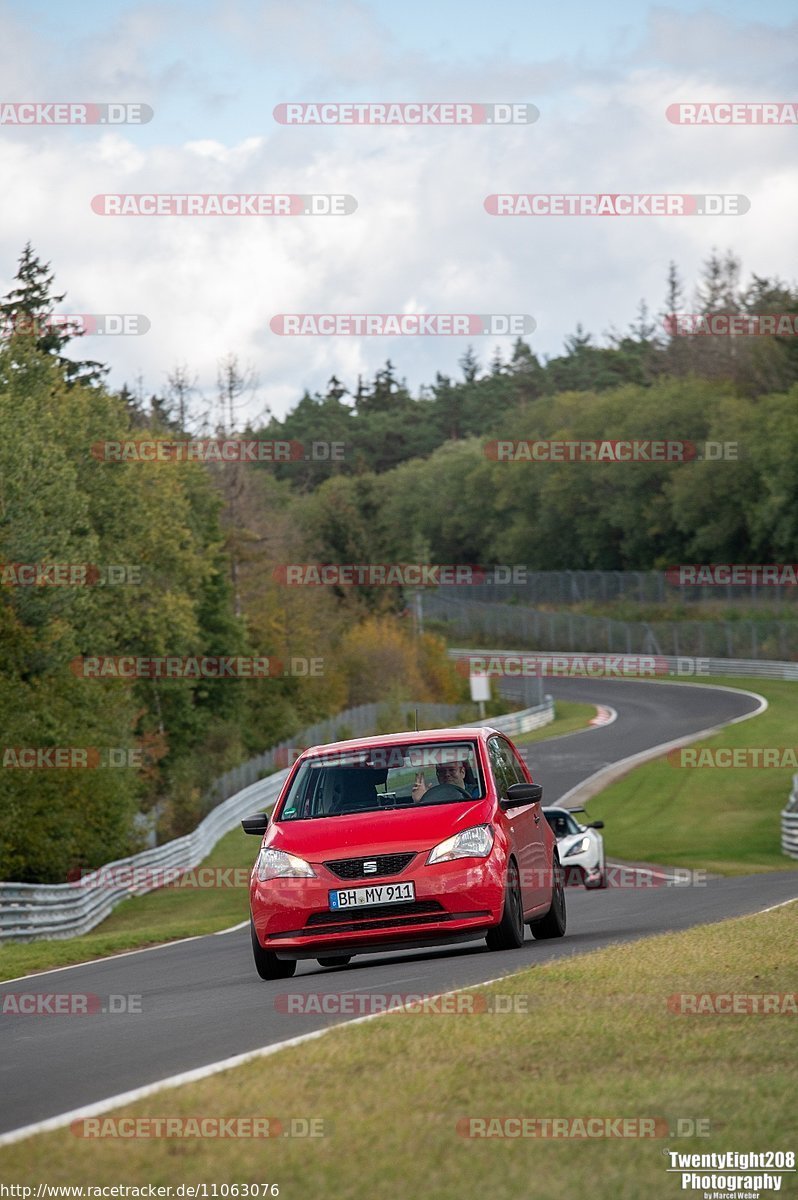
0,827,254,981
589,676,795,875
514,700,597,745
0,701,594,982
1,903,795,1197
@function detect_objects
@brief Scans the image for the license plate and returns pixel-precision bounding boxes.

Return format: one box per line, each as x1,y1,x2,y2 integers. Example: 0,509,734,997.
329,881,415,909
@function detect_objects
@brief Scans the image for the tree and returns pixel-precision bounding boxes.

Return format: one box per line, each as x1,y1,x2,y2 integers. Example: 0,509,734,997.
166,364,200,432
458,346,480,384
0,243,107,386
664,261,685,334
696,248,741,315
217,353,257,433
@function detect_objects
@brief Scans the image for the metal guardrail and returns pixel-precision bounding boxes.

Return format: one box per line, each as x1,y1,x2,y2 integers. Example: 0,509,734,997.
447,645,798,681
0,698,554,943
0,773,287,943
473,698,554,735
782,774,798,860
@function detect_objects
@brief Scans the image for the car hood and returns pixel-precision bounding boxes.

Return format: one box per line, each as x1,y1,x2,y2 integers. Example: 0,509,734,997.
265,798,493,860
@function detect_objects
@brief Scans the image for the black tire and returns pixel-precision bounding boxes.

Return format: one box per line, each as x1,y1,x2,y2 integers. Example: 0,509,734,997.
250,918,296,979
486,859,525,950
317,956,352,967
529,854,567,939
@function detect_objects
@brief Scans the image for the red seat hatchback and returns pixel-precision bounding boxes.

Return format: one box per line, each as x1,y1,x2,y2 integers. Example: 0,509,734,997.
243,727,566,978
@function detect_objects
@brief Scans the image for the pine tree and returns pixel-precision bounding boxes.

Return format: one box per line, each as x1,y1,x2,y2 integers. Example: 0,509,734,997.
458,346,480,383
0,243,107,386
664,261,685,341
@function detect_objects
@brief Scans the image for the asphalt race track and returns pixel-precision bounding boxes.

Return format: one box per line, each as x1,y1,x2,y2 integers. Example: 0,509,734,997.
2,678,796,1138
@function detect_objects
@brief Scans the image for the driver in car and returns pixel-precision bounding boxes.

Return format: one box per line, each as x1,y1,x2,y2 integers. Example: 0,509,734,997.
411,759,479,802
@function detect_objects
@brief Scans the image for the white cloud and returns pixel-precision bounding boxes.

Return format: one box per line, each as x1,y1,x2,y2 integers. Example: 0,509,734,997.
0,2,795,422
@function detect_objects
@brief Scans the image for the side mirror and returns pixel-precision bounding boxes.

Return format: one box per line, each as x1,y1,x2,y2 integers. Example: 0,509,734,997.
241,812,269,836
501,782,543,809
588,820,605,829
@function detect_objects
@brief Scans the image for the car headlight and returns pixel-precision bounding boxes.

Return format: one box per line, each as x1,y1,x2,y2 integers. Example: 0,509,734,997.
564,837,590,857
427,824,494,865
255,848,316,882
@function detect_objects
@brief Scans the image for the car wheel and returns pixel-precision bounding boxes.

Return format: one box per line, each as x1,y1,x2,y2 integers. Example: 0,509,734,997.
529,854,567,939
486,859,525,950
250,918,296,979
317,956,352,967
597,858,609,889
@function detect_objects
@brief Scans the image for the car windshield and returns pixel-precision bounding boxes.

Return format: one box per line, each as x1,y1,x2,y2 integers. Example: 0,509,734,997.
544,810,582,838
276,740,485,821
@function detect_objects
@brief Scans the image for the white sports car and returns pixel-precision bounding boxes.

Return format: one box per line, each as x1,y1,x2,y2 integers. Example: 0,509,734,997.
543,806,607,889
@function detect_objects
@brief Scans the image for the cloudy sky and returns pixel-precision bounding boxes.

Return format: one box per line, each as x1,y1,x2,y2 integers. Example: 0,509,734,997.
0,0,795,424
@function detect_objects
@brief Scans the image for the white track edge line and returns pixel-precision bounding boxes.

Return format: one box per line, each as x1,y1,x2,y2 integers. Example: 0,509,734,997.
2,889,796,1148
0,973,512,1148
556,684,768,810
0,686,782,1142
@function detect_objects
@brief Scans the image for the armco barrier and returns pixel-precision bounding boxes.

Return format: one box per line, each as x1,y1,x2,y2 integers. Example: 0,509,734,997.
447,646,798,681
0,772,287,943
783,775,798,860
0,698,553,943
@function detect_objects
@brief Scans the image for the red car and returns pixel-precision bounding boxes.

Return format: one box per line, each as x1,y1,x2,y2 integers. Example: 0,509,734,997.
242,727,566,979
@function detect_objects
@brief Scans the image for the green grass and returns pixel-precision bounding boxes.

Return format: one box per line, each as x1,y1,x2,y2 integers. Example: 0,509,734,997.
590,676,796,874
513,700,597,745
1,903,795,1198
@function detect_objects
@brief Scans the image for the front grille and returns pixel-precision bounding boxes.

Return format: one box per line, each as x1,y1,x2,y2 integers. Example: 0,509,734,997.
267,902,491,940
306,900,443,926
324,852,416,880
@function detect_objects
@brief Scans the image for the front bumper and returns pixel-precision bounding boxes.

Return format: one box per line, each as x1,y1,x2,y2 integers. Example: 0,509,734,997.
251,856,505,957
559,847,601,886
